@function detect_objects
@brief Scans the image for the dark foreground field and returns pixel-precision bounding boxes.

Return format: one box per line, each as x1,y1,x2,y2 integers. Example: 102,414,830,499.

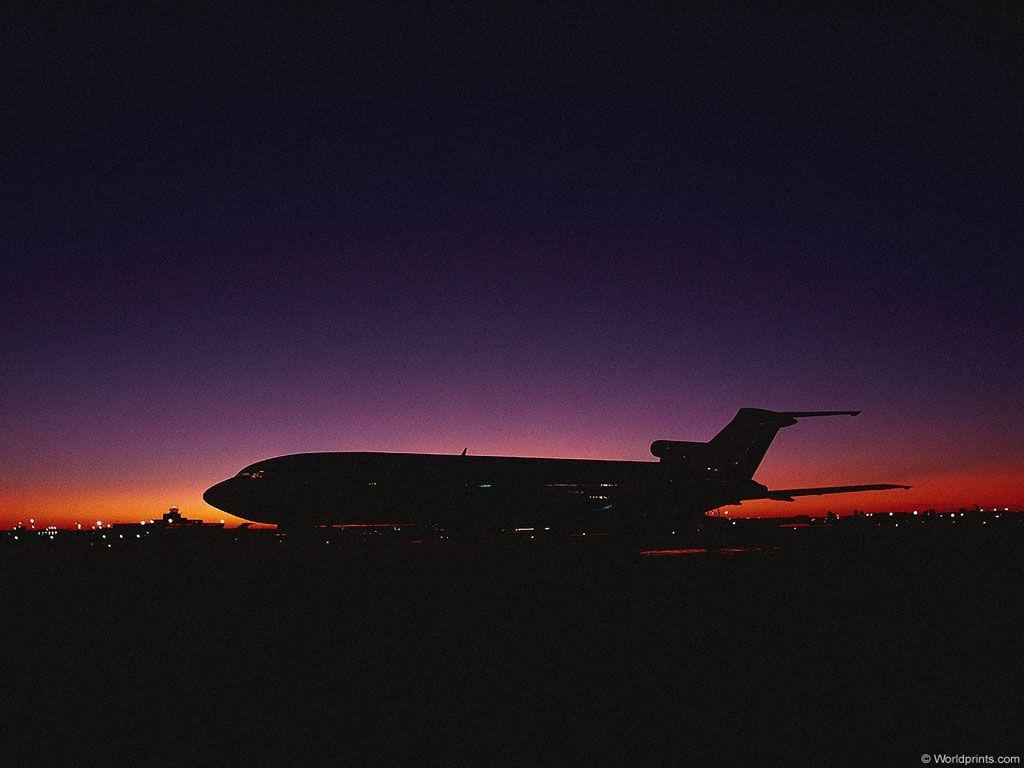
3,527,1023,766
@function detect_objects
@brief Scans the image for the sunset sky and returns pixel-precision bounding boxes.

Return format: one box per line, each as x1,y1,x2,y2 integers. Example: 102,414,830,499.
3,5,1022,528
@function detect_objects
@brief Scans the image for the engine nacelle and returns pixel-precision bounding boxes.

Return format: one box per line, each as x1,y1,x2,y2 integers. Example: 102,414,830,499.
650,440,726,476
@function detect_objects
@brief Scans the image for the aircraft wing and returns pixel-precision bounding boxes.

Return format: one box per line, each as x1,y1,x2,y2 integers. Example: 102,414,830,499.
766,484,911,502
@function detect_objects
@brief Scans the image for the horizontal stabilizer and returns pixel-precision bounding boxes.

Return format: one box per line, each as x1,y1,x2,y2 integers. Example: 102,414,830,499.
766,484,911,502
776,410,860,418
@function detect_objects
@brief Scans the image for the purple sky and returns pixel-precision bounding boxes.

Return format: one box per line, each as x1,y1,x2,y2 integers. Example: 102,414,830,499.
3,5,1022,525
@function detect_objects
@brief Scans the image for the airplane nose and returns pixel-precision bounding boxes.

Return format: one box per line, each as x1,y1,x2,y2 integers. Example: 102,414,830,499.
203,480,236,513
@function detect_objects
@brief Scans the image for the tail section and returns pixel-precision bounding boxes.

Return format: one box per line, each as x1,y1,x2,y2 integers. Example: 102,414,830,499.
707,408,859,479
652,408,860,480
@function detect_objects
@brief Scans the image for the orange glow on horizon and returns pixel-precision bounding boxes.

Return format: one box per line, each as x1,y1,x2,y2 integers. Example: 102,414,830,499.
2,463,1021,530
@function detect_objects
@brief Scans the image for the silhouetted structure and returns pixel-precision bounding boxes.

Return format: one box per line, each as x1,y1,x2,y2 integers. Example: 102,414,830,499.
204,407,909,537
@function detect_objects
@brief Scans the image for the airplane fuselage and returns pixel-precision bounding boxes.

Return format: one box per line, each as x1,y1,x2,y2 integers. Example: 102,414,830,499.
202,451,761,531
202,409,908,533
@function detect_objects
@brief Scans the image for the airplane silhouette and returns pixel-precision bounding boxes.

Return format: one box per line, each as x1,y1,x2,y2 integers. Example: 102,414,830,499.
203,408,909,536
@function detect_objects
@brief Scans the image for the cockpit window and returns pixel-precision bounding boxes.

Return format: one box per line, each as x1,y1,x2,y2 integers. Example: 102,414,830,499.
239,469,266,479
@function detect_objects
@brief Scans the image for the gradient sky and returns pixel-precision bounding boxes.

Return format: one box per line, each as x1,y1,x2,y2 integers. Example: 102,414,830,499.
3,5,1023,527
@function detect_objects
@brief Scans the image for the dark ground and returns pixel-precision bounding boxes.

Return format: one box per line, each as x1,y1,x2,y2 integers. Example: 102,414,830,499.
3,526,1023,767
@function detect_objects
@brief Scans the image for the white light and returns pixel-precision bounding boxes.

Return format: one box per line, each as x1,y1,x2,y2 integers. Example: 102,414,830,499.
97,520,102,527
29,518,34,523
